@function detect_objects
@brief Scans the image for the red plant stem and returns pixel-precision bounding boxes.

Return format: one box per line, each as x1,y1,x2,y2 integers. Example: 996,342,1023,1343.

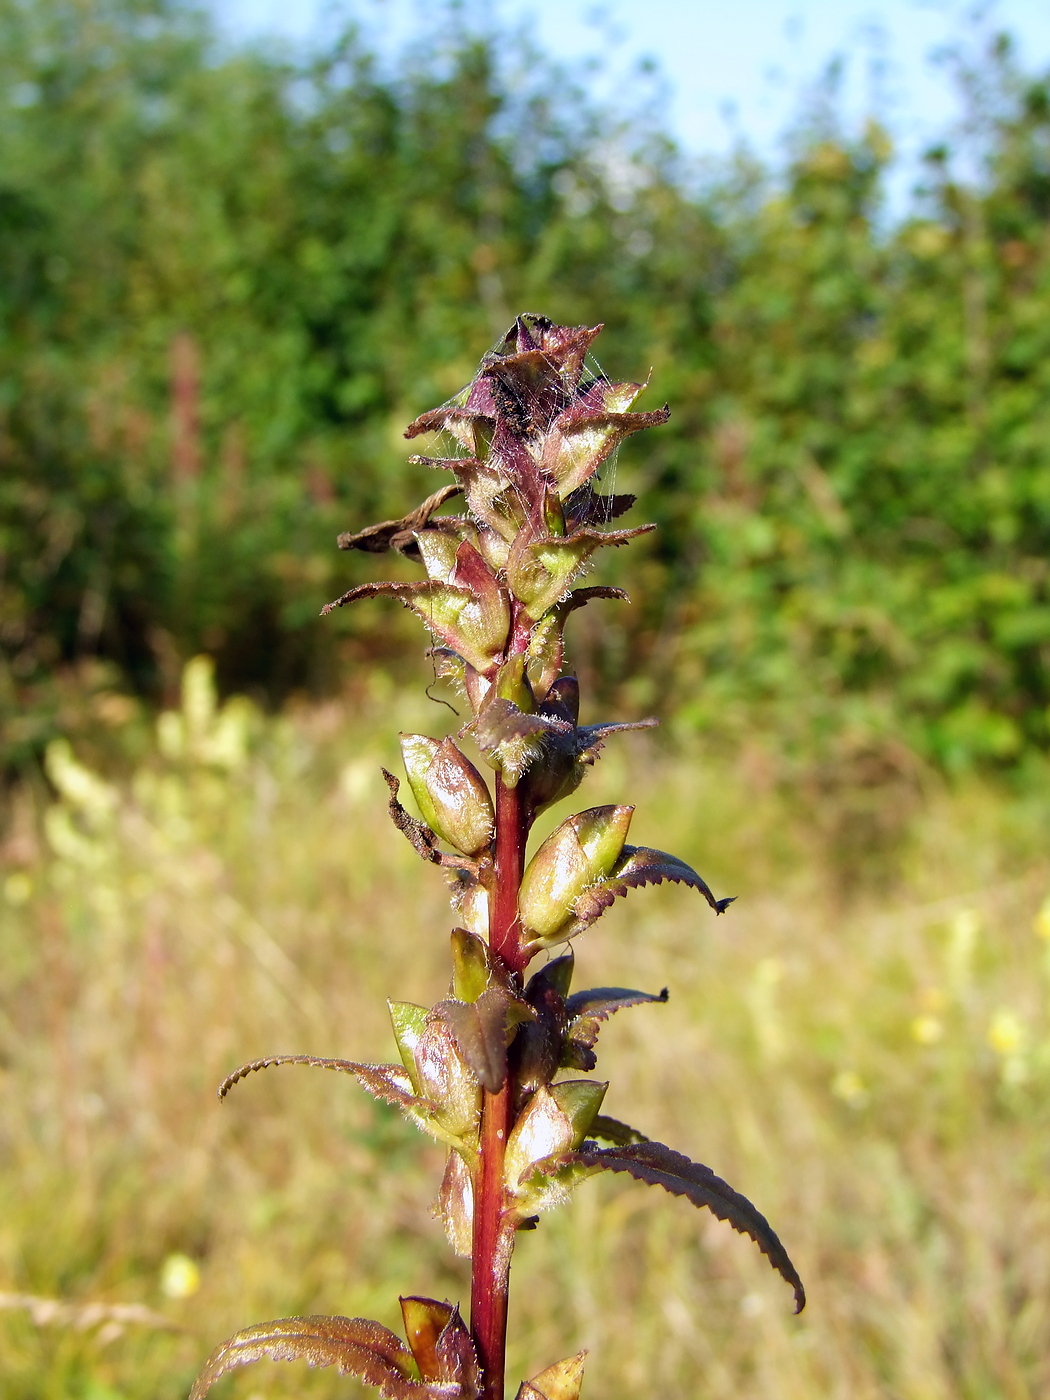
472,1082,513,1400
491,776,526,973
471,774,527,1400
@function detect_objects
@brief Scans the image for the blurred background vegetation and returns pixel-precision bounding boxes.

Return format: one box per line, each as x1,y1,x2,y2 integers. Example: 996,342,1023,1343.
6,0,1050,778
4,1,1050,1397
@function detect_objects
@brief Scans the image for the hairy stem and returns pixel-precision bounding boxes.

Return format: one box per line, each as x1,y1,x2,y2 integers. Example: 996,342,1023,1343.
471,773,527,1400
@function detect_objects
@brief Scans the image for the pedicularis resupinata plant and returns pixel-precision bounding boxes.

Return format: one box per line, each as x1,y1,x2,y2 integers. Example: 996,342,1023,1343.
190,316,804,1400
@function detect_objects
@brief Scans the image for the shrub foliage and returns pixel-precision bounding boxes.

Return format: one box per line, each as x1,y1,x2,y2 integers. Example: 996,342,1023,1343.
3,2,1050,770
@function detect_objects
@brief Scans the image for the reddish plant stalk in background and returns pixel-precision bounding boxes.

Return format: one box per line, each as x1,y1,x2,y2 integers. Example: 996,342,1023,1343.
190,316,805,1400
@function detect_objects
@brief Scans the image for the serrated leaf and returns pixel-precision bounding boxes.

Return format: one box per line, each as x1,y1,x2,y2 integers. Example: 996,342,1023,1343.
587,1115,650,1146
565,846,735,937
574,717,659,765
516,1351,587,1400
216,1055,416,1109
563,985,668,1055
550,1142,805,1313
351,1062,424,1110
565,986,669,1023
189,1315,432,1400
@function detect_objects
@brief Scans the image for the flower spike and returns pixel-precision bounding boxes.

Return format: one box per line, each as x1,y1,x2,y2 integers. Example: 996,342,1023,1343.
202,317,800,1400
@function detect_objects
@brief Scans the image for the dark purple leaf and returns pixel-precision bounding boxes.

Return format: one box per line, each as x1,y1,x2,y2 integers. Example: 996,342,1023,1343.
513,958,572,1097
189,1315,434,1400
574,717,659,765
563,985,668,1055
565,986,669,1023
537,676,580,725
572,846,735,928
554,1142,805,1313
470,698,573,786
561,585,630,612
337,484,464,555
564,485,638,527
433,988,533,1093
587,1115,650,1146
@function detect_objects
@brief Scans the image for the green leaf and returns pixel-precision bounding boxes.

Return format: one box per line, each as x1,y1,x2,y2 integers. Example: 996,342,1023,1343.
381,770,483,874
518,807,634,942
413,1017,482,1144
506,1082,607,1194
389,1001,431,1088
515,1351,588,1400
450,927,494,1003
550,1079,607,1145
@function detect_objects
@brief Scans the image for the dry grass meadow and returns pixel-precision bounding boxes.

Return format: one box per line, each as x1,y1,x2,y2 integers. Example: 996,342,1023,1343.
2,660,1050,1399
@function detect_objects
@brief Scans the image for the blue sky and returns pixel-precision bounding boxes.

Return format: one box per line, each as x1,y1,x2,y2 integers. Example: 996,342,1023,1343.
210,1,1050,177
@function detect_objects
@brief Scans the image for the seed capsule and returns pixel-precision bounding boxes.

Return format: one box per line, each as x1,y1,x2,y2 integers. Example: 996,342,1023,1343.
400,734,495,855
518,805,634,941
